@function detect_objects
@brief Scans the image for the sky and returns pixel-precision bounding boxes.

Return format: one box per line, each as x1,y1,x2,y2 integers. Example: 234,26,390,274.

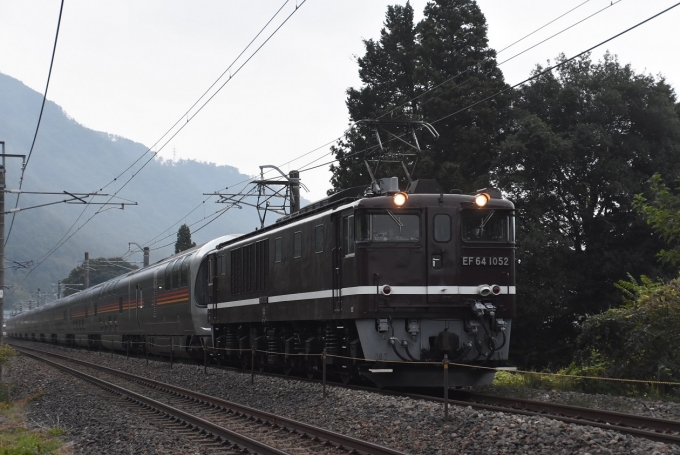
2,0,679,205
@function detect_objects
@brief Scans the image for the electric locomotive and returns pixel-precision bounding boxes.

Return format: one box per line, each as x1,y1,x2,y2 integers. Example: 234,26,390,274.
7,178,515,388
199,176,515,388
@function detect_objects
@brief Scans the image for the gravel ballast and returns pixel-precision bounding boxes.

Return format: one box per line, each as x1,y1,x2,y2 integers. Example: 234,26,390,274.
7,341,680,454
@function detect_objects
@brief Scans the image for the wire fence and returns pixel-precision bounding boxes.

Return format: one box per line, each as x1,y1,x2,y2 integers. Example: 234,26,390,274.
28,336,680,388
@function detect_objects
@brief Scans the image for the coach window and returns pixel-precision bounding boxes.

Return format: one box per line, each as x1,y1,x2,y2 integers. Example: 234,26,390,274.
181,255,190,287
293,231,302,258
274,237,282,263
315,225,324,253
172,258,182,289
344,215,355,256
164,262,172,291
434,214,451,242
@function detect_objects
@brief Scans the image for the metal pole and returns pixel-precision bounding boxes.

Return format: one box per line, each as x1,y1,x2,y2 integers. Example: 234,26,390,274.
289,170,300,213
170,339,173,369
57,280,61,300
126,340,129,359
322,348,327,399
444,354,449,421
145,340,148,366
0,143,4,346
143,247,149,268
204,345,208,375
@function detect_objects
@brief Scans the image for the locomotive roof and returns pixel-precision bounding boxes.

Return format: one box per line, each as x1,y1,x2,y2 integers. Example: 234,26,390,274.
215,182,513,250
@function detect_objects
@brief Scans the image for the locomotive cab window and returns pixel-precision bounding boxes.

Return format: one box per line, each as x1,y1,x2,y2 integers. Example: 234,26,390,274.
461,210,515,243
357,211,420,242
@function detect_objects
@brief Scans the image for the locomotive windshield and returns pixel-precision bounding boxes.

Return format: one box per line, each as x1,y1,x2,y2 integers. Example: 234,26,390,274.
357,211,420,242
461,209,515,243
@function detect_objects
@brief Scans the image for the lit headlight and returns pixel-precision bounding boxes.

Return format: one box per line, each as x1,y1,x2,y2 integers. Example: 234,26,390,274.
393,192,408,207
474,193,489,207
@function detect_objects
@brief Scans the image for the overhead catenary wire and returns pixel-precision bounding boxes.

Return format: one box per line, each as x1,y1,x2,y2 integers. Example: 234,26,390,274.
5,0,65,247
136,0,621,250
11,0,668,294
270,0,624,175
9,1,308,295
297,1,680,174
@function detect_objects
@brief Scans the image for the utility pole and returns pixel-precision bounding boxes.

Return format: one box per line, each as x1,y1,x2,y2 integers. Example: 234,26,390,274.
57,280,61,300
0,141,4,344
0,143,27,344
129,243,150,267
84,252,89,289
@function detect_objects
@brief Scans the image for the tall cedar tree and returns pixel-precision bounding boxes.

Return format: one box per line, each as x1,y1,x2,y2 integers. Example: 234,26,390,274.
493,53,680,368
329,0,511,194
175,223,196,253
61,257,138,297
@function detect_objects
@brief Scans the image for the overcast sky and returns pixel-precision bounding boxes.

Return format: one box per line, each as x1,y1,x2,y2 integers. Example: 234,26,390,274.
2,0,679,206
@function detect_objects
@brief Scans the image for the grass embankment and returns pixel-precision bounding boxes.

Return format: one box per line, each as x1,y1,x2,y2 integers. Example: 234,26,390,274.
490,366,680,401
0,345,66,455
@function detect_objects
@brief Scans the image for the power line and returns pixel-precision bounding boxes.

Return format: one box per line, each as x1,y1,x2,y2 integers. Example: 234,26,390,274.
299,1,680,174
137,0,618,248
8,1,308,294
274,0,623,176
6,0,65,246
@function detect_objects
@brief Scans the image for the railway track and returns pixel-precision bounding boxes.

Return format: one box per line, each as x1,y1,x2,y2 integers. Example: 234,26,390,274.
13,344,406,455
12,342,680,448
396,390,680,446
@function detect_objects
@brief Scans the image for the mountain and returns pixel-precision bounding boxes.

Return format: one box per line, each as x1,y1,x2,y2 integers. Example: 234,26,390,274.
0,72,293,309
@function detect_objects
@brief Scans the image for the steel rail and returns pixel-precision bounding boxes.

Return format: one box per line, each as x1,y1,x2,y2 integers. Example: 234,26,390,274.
17,348,290,455
16,342,680,447
463,392,680,435
13,344,406,455
422,391,680,446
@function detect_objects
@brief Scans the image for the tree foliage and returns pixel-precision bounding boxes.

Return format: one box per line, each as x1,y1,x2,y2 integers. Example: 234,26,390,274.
61,257,138,296
329,0,511,194
493,53,680,367
634,174,680,267
175,223,196,254
576,275,680,384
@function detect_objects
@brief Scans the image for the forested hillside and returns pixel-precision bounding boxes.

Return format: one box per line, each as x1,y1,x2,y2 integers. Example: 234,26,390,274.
0,72,270,309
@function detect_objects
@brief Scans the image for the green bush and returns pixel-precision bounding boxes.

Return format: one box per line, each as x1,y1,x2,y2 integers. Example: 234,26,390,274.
0,345,16,365
575,274,680,394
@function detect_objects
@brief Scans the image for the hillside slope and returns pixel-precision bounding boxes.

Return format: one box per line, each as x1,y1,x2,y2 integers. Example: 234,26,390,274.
0,72,288,308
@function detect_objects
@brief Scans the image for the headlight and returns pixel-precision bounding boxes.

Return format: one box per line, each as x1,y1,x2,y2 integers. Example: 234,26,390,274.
474,193,489,207
393,192,408,207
